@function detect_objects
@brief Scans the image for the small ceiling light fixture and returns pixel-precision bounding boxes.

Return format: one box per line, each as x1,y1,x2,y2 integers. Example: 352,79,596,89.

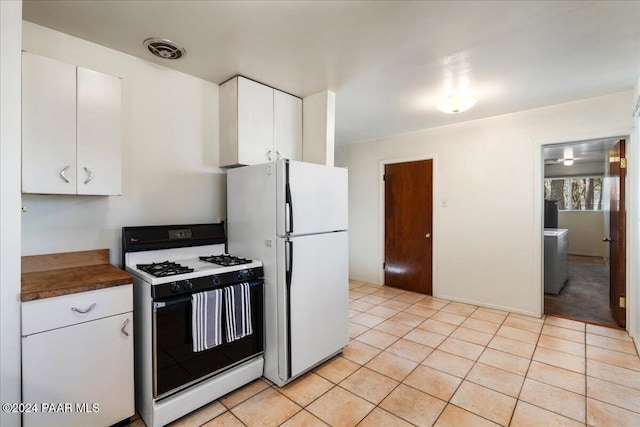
562,147,574,166
143,38,186,60
436,94,477,114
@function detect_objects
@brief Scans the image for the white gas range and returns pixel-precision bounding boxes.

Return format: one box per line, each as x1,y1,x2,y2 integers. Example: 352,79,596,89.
123,223,264,427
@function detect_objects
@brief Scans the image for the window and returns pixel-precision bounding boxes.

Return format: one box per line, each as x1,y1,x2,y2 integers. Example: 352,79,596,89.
544,177,603,210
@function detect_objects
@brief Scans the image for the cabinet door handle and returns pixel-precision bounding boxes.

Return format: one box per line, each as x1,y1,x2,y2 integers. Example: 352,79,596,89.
276,151,281,160
59,165,70,183
121,318,130,337
71,302,96,314
83,167,94,184
266,150,272,161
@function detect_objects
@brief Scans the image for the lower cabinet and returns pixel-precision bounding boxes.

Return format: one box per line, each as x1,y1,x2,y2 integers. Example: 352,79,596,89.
21,286,134,427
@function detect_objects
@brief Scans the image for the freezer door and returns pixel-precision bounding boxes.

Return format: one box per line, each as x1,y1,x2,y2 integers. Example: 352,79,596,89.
227,162,277,258
278,231,349,380
276,160,348,236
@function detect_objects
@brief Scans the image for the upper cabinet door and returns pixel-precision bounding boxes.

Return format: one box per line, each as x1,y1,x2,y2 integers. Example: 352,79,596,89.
219,76,302,167
274,90,302,162
22,52,77,194
76,68,122,195
237,77,274,165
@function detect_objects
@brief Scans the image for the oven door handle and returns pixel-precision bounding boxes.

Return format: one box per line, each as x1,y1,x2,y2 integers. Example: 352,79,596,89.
153,296,192,308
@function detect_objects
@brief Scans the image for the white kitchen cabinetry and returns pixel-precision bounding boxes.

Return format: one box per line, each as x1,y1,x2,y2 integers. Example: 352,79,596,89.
22,51,122,195
274,89,303,162
22,285,134,427
220,76,302,167
544,228,569,295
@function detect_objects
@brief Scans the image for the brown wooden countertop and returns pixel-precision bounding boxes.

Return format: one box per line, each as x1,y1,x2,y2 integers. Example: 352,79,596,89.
21,249,132,302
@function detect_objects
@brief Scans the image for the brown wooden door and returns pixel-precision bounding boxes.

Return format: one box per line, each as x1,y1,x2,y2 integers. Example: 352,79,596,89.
608,139,626,327
384,160,433,294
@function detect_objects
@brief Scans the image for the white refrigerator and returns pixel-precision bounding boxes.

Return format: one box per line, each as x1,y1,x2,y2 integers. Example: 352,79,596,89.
227,159,349,386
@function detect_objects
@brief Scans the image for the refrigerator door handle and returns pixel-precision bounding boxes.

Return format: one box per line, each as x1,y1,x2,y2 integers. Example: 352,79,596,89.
285,181,293,233
285,240,293,288
285,239,293,379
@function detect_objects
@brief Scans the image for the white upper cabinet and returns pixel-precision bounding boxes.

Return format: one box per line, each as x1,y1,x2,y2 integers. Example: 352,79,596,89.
22,52,77,194
274,89,302,162
76,67,122,195
22,51,122,195
220,76,302,167
237,77,274,165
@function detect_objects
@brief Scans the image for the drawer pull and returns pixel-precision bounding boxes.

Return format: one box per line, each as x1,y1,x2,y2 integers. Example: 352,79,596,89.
59,165,70,183
121,318,130,336
83,167,94,184
71,303,96,314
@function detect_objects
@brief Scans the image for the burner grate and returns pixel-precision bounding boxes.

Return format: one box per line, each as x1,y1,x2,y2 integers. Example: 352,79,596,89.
137,261,194,277
199,254,252,267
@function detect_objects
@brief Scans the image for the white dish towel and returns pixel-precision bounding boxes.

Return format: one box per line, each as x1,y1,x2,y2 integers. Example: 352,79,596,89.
224,282,253,342
191,289,223,352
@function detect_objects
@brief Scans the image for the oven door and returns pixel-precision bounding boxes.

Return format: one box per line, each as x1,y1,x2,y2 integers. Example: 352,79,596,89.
152,280,264,399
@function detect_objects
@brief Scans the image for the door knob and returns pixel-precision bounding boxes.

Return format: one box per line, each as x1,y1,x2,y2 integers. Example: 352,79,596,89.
426,233,431,238
603,238,612,242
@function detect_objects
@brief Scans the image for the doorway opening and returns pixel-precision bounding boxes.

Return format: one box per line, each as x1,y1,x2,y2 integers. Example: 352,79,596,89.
542,138,627,328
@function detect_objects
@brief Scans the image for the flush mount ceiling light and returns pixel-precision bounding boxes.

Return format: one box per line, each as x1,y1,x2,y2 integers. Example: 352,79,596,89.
143,38,186,60
562,147,574,165
436,95,477,114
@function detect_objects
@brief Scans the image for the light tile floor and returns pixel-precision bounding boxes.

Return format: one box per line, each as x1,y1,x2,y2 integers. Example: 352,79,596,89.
132,281,640,427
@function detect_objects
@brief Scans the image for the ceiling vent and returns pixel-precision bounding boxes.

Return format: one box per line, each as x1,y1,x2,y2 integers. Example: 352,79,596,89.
143,38,186,60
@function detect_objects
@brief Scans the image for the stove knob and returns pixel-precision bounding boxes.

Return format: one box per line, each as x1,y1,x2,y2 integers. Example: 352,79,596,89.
183,280,193,291
237,272,245,281
170,283,181,293
247,270,255,279
212,276,221,285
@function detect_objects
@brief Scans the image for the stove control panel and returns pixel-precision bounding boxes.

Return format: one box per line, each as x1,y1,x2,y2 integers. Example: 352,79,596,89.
236,269,256,281
152,267,264,300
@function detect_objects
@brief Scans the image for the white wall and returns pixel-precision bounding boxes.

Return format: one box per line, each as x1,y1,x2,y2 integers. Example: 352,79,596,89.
336,91,634,317
558,211,606,257
21,22,223,265
0,2,23,425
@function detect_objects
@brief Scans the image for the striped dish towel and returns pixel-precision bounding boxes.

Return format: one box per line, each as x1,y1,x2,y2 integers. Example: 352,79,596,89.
224,283,253,342
191,289,223,352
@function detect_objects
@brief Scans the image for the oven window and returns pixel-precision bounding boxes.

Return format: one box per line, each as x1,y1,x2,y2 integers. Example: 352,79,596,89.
154,281,264,398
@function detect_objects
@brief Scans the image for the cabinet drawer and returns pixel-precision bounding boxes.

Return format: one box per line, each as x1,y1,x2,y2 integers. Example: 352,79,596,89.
22,284,132,336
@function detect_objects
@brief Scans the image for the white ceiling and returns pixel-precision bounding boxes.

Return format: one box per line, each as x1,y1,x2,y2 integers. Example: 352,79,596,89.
23,1,640,145
543,138,618,164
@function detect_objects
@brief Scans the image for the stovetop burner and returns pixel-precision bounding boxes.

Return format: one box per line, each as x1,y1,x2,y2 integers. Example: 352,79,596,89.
136,261,195,277
199,254,253,267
